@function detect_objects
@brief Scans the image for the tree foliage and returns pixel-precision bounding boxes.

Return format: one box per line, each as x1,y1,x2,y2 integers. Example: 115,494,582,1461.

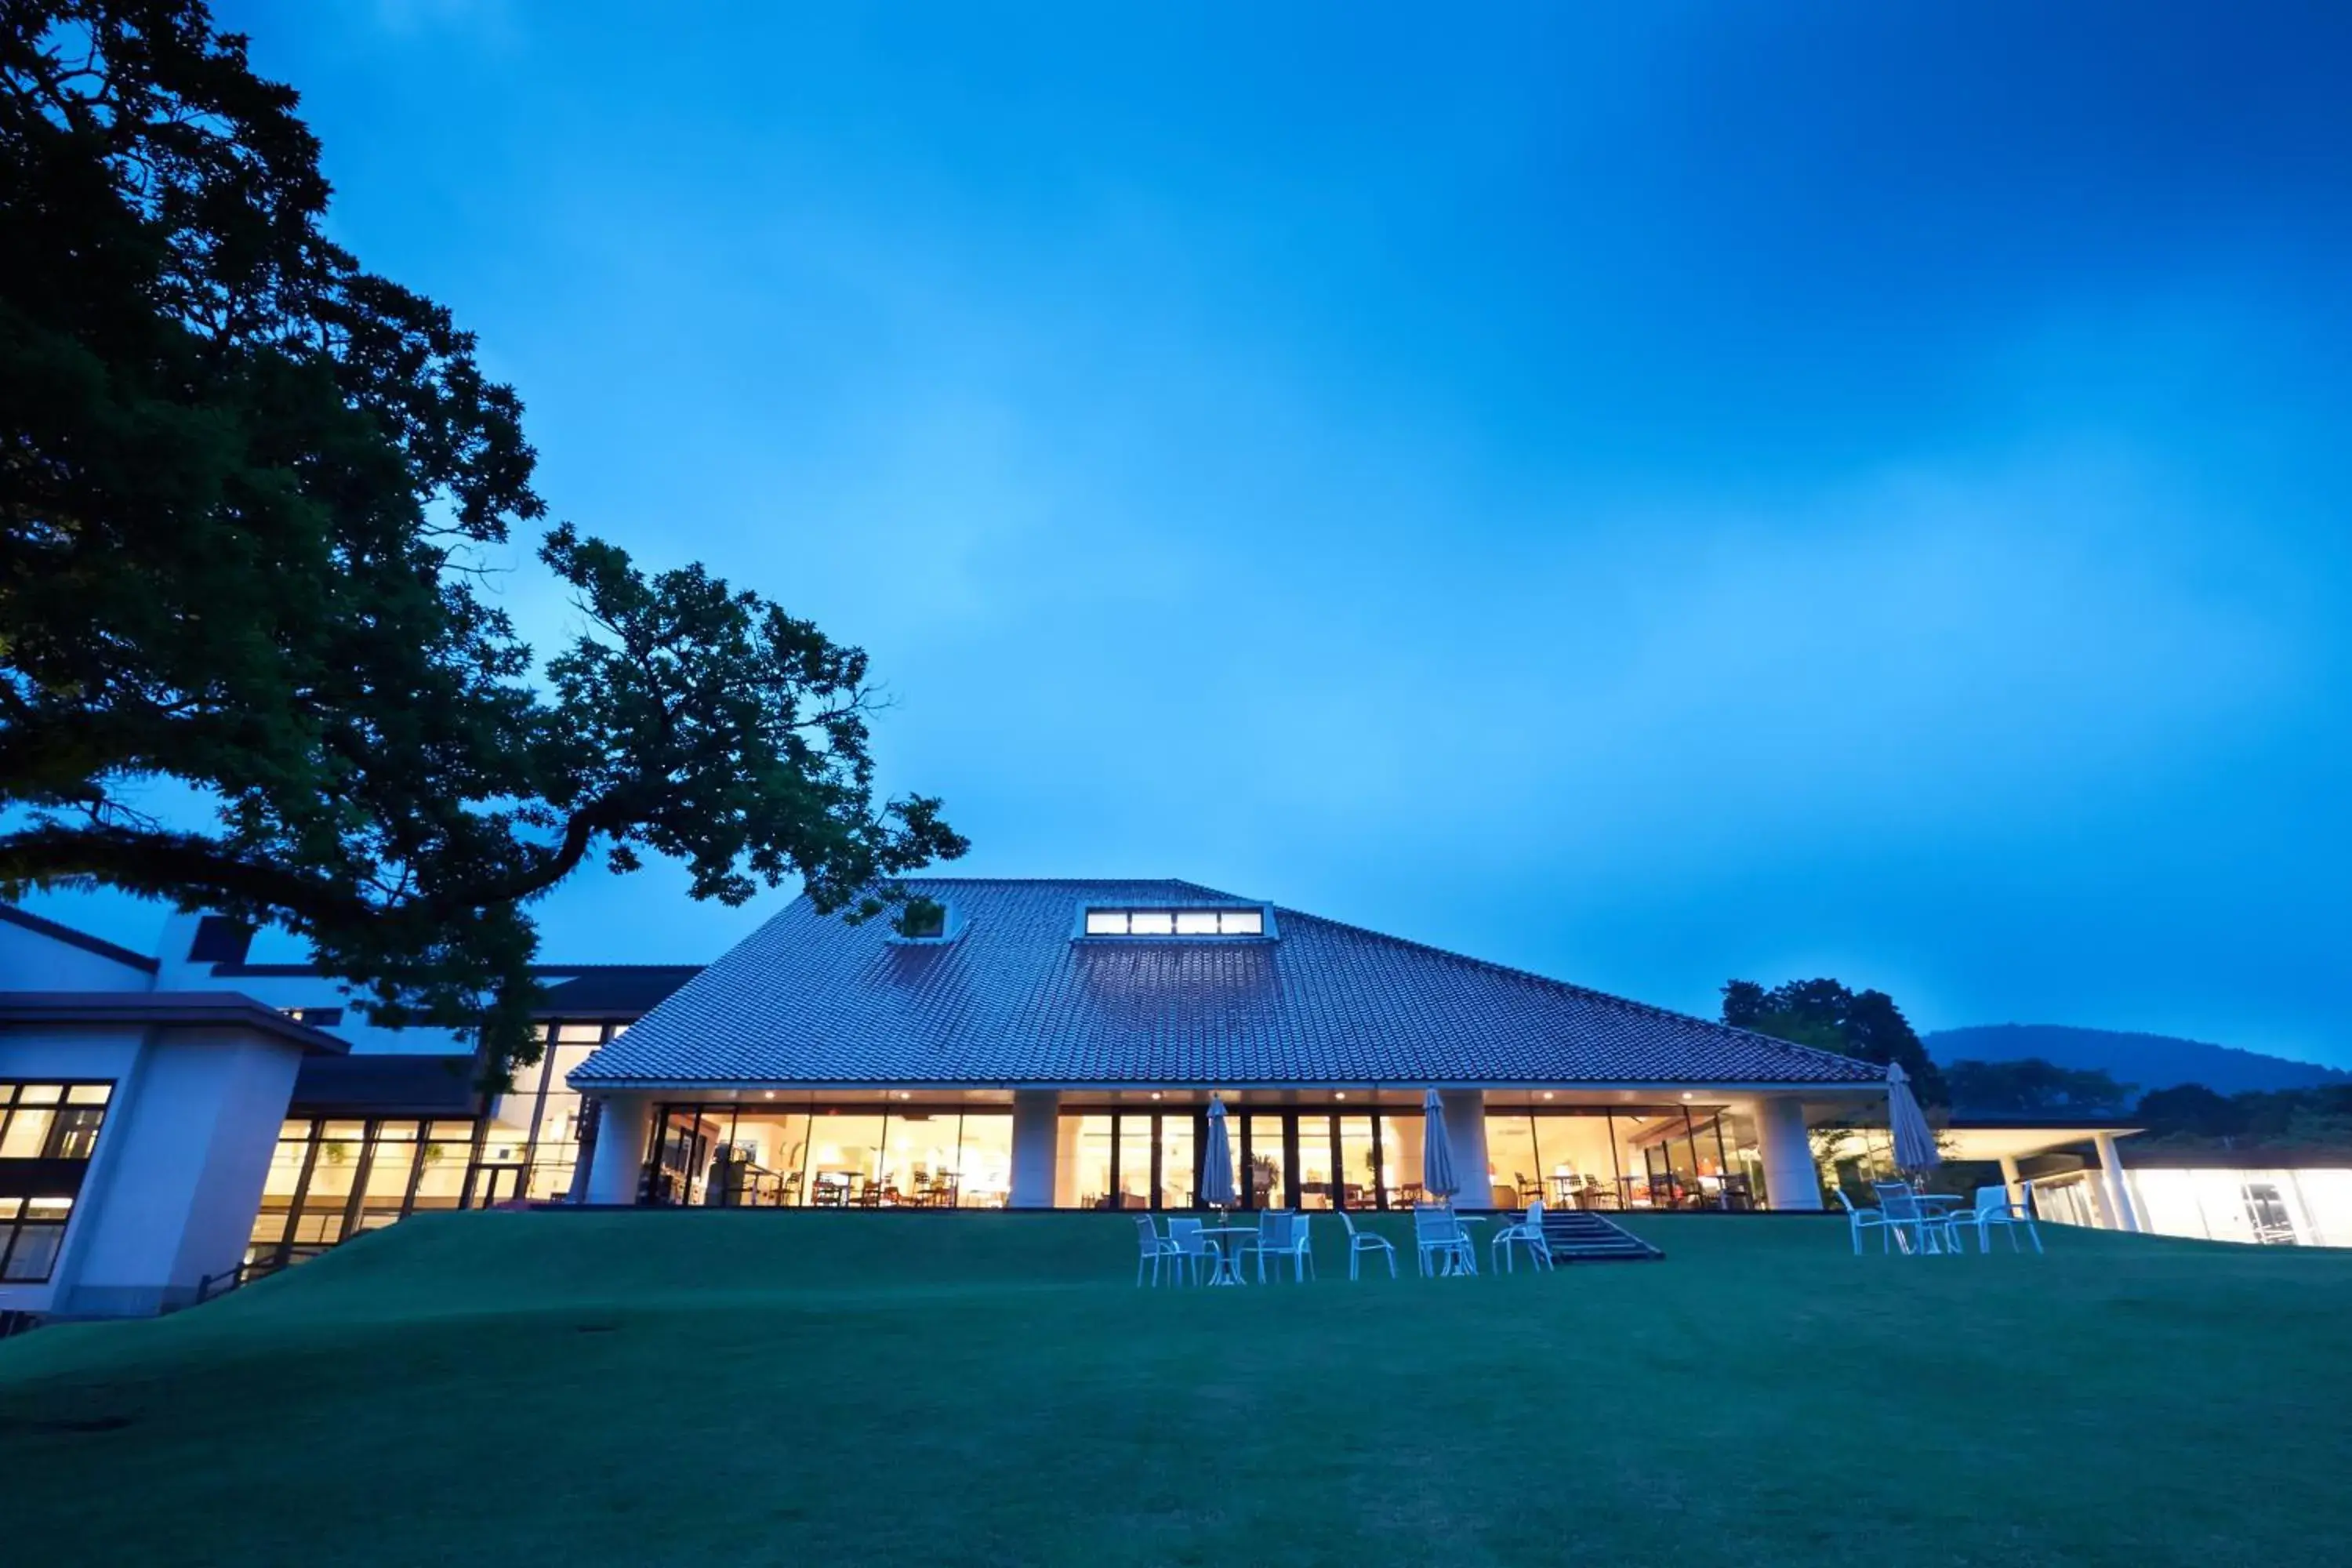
1944,1057,2133,1116
0,2,964,1080
2136,1082,2352,1150
1721,975,1946,1105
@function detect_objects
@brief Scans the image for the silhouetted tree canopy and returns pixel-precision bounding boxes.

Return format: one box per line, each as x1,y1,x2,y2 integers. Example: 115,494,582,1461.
1722,976,1946,1106
2136,1082,2352,1149
1944,1058,2133,1116
0,2,964,1082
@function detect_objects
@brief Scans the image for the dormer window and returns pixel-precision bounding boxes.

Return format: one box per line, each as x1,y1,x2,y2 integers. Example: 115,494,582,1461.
1082,907,1267,938
885,897,961,945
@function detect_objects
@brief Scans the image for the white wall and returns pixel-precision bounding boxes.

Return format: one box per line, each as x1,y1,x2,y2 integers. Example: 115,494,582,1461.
0,920,155,993
0,1025,147,1316
0,1022,305,1317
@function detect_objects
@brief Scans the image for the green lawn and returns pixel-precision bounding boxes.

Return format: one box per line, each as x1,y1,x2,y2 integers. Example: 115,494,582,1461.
2,1212,2347,1566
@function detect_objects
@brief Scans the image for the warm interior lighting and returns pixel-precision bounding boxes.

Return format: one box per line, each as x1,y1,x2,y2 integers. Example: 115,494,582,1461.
763,1091,775,1100
1081,907,1266,938
1334,1092,1347,1100
1541,1091,1555,1100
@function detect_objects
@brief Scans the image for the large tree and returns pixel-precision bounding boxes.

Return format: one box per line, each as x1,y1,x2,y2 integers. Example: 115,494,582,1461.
1722,976,1947,1106
0,2,964,1080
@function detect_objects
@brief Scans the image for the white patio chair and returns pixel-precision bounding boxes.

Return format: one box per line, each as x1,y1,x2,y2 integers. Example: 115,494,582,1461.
1336,1209,1397,1280
1282,1214,1316,1282
1134,1214,1183,1286
1165,1215,1216,1283
1832,1189,1896,1254
1954,1182,2043,1254
1242,1210,1298,1283
1412,1204,1476,1277
1490,1200,1555,1272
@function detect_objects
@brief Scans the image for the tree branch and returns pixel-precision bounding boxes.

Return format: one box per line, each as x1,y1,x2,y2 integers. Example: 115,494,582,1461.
0,822,370,927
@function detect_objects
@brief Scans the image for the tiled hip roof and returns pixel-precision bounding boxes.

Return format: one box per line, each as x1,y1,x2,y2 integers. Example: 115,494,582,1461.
572,878,1887,1091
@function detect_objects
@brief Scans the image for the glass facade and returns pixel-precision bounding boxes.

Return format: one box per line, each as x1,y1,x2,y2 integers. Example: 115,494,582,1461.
644,1105,1017,1208
477,1022,615,1204
1030,1102,1780,1213
1481,1105,1756,1211
248,1116,482,1265
245,1018,626,1266
0,1081,111,1283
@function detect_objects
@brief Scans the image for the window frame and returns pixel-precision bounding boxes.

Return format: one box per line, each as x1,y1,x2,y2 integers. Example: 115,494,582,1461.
1075,905,1275,941
0,1078,116,1284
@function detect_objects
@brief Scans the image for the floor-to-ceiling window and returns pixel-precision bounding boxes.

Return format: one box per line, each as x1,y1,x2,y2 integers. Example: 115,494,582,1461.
248,1116,485,1267
1243,1115,1288,1209
475,1019,622,1204
640,1105,1018,1209
1337,1116,1379,1210
1055,1110,1204,1210
1051,1105,1501,1211
1479,1105,1773,1210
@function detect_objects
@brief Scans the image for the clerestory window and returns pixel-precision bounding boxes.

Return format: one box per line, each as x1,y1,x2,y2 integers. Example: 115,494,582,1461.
1082,908,1266,938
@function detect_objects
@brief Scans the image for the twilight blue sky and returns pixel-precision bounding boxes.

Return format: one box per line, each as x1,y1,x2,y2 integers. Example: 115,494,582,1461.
27,2,2352,1062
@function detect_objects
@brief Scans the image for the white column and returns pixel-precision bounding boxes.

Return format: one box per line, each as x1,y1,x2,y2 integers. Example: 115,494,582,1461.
1756,1097,1822,1212
1009,1090,1061,1209
1999,1154,2025,1212
583,1093,652,1205
1439,1090,1492,1208
2092,1132,2140,1232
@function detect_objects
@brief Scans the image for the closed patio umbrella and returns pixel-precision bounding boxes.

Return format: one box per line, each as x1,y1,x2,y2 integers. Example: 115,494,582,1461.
1887,1062,1940,1173
1200,1097,1238,1208
1420,1089,1458,1204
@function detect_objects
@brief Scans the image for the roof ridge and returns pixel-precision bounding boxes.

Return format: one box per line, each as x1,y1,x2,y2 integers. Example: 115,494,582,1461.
1271,903,1881,1074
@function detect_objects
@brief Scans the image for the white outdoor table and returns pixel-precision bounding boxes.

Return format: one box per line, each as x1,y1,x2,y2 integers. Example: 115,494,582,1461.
1911,1195,1968,1255
1436,1215,1486,1276
1197,1225,1256,1287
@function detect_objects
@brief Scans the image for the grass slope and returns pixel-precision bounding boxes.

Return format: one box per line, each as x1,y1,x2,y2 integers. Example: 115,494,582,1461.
2,1213,2347,1567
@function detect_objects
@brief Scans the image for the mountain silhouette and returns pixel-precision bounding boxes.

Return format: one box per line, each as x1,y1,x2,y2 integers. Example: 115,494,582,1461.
1926,1024,2349,1098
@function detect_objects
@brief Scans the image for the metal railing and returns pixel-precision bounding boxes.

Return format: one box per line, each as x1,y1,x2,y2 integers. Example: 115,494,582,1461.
194,1243,332,1305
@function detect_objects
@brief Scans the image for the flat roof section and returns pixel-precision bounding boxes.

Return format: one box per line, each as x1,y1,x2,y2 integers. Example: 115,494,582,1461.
0,992,351,1054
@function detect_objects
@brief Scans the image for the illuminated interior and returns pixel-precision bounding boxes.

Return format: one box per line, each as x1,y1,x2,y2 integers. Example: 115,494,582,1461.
644,1105,1015,1208
0,1081,111,1283
1082,907,1266,937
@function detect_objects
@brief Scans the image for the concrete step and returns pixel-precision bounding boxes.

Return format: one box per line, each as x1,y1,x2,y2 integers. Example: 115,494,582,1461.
1533,1210,1667,1262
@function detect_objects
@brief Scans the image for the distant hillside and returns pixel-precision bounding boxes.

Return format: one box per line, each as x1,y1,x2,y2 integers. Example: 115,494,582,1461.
1926,1024,2350,1098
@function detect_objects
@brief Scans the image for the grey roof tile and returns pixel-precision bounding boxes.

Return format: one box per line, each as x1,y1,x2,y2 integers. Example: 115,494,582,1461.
572,878,1884,1090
